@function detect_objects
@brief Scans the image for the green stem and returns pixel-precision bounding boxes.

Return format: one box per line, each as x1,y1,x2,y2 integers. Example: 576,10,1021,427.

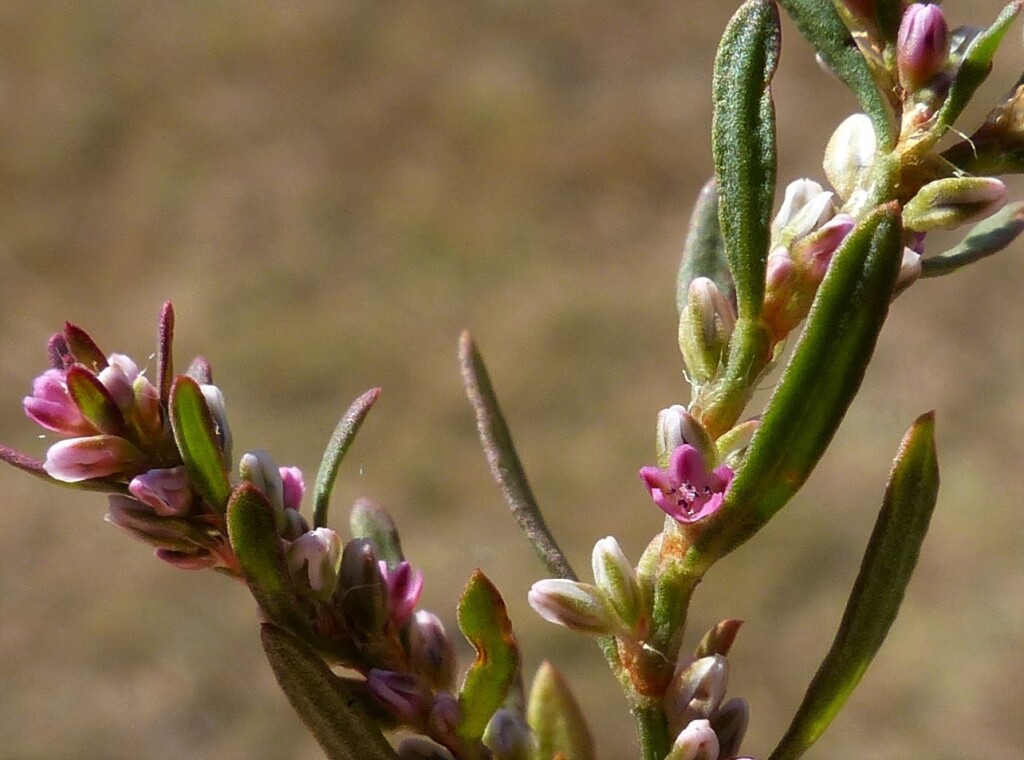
632,697,672,760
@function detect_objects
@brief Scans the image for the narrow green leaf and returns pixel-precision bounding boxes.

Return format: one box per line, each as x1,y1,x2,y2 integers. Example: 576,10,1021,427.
921,202,1024,277
527,661,595,760
693,204,903,565
63,322,108,371
778,0,893,146
457,569,520,743
313,387,382,529
769,412,940,760
459,331,577,581
260,623,398,760
227,483,307,630
157,301,175,405
65,366,128,436
935,1,1022,133
169,375,232,513
677,178,734,315
712,0,779,319
349,497,405,569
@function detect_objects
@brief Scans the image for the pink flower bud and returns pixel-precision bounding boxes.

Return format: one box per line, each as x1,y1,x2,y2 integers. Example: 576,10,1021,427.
592,536,642,634
129,466,193,516
43,435,147,482
366,669,431,726
286,527,342,598
407,610,456,691
666,719,720,760
665,655,730,737
97,354,139,412
279,465,305,511
527,579,617,635
897,4,950,91
379,560,425,630
23,369,94,436
792,213,855,283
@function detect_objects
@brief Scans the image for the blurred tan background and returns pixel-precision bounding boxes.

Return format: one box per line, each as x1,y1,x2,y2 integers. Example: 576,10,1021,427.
1,2,1022,758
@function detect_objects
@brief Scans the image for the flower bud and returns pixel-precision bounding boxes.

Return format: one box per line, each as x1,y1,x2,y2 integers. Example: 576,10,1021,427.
903,176,1006,231
407,610,457,691
484,709,534,760
43,434,147,482
772,179,835,245
397,737,456,760
656,405,713,469
366,669,431,726
336,538,389,636
428,692,462,751
279,465,305,511
379,560,424,630
790,213,855,283
678,277,735,386
286,527,342,599
281,507,310,541
897,4,950,91
895,247,923,295
97,354,139,412
665,719,720,760
823,113,877,200
240,450,285,519
591,536,643,635
527,579,617,635
710,697,749,759
694,619,744,659
129,466,193,516
23,369,94,436
665,655,729,736
199,383,232,460
131,375,163,441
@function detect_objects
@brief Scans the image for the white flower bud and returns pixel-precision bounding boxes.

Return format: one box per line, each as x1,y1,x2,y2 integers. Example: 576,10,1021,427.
823,113,877,200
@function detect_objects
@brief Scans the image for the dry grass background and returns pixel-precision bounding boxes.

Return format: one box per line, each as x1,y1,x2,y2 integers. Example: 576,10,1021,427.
0,1,1022,758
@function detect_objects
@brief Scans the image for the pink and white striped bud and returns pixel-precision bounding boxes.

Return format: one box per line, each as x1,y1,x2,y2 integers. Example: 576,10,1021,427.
903,176,1007,231
43,434,147,482
665,655,730,736
666,719,720,760
656,405,714,469
791,213,855,283
824,114,877,201
528,579,618,636
23,369,94,436
592,536,643,636
97,354,139,413
286,527,342,598
897,4,950,91
772,179,835,245
129,466,193,516
678,277,736,386
240,450,285,519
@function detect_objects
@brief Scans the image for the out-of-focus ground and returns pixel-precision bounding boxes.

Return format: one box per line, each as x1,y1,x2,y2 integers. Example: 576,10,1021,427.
0,2,1022,758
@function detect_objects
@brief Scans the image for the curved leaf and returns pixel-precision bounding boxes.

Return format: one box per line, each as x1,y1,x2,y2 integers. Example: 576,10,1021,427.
693,204,903,565
457,569,520,743
769,412,940,760
313,387,382,529
157,301,175,405
63,322,107,371
260,623,398,760
921,202,1024,277
677,178,734,315
169,375,232,513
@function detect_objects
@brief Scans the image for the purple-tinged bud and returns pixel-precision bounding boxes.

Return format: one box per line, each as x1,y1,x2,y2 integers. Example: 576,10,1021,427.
824,114,877,201
772,179,835,245
527,579,617,635
592,536,643,636
379,560,425,630
483,708,535,760
678,277,736,386
366,669,431,726
286,527,342,599
281,507,309,541
428,692,461,751
397,737,456,760
765,247,796,291
897,4,950,91
710,697,749,759
132,375,163,441
792,213,855,283
97,354,139,413
129,466,193,516
23,369,94,436
240,450,285,520
279,466,304,511
199,383,232,460
903,177,1007,231
656,405,714,469
666,719,720,760
665,655,729,736
407,610,457,691
43,434,147,482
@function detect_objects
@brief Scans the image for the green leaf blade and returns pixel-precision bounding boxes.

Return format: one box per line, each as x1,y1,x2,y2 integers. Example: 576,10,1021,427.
260,623,398,760
66,366,127,436
768,412,940,760
457,569,520,743
169,375,232,513
527,661,595,760
313,387,381,529
921,202,1024,278
677,178,734,315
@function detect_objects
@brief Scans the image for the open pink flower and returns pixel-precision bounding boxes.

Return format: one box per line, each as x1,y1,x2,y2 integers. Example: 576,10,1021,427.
639,444,734,524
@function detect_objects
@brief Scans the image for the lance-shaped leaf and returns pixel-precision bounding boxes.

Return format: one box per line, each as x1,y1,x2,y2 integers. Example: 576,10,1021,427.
527,661,595,760
350,497,405,569
260,623,398,760
157,301,175,405
934,2,1022,134
313,387,381,529
227,483,306,630
459,331,577,581
921,202,1024,278
768,412,939,760
677,178,734,315
712,0,779,320
63,322,107,371
692,205,902,565
457,569,520,743
778,0,893,146
169,375,232,513
66,366,128,436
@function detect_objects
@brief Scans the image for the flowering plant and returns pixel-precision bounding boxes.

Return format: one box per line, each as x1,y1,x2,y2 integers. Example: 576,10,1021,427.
3,1,1024,758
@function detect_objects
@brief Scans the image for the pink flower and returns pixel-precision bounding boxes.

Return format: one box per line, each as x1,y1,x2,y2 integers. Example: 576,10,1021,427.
129,466,193,516
43,435,148,482
23,369,95,436
639,445,733,524
379,560,424,630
